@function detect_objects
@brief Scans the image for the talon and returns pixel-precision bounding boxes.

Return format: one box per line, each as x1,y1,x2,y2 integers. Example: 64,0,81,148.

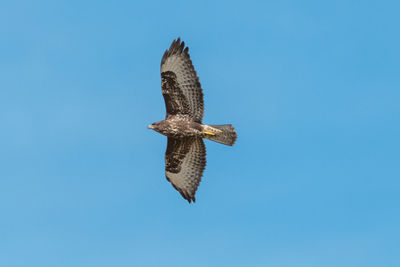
203,130,216,136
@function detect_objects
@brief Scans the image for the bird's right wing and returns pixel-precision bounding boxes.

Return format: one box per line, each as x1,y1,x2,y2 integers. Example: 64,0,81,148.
161,38,204,123
165,137,206,203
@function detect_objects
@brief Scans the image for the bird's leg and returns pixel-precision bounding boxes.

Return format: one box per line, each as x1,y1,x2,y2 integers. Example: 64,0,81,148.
201,125,220,136
203,131,216,136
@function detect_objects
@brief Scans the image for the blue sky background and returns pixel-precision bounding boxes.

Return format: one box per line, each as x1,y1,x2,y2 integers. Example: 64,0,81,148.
1,1,399,266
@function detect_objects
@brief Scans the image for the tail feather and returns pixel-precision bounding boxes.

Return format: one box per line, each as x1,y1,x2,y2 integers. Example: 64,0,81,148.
205,124,237,146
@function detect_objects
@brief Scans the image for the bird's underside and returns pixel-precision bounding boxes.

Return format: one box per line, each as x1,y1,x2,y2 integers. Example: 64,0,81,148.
149,119,223,139
148,38,237,203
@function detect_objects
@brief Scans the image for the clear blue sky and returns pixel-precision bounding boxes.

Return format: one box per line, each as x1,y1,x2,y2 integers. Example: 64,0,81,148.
1,1,399,266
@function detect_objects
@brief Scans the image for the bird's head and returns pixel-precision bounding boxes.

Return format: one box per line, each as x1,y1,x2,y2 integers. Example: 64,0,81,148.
148,121,164,133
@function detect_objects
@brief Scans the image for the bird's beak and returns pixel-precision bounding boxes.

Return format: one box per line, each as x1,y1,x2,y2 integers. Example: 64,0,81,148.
148,124,154,129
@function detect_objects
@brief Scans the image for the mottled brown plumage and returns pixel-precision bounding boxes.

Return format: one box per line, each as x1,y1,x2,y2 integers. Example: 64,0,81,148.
149,38,237,203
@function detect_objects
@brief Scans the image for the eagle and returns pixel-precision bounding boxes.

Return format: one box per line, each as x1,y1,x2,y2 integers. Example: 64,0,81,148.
148,38,237,203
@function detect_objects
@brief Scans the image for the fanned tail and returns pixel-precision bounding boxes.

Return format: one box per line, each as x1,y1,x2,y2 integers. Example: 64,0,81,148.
205,124,237,146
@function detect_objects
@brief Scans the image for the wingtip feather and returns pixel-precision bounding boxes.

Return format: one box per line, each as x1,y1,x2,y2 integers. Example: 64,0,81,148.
161,37,192,71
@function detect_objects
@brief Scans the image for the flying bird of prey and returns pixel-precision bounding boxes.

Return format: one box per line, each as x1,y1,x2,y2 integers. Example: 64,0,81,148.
148,38,237,203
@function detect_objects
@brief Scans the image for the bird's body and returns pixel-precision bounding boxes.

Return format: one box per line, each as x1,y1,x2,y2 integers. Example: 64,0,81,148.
149,119,222,139
149,38,237,203
150,119,203,138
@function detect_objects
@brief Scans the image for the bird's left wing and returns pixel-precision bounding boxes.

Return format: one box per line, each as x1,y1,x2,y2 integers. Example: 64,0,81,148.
161,38,204,123
165,137,206,203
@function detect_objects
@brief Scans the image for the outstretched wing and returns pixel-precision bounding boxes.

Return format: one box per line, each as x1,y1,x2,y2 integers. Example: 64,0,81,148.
161,38,204,123
165,137,206,203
